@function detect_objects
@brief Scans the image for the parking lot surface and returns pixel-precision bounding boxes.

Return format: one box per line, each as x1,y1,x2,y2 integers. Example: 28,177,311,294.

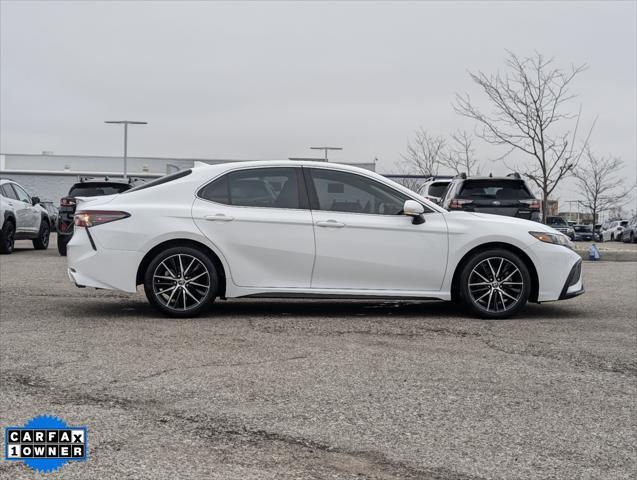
1,236,635,479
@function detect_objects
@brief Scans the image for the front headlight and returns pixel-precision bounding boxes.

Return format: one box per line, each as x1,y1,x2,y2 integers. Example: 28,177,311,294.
529,231,574,249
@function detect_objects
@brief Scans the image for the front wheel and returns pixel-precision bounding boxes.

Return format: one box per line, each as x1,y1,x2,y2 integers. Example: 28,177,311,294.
459,249,531,319
32,220,50,250
144,246,218,317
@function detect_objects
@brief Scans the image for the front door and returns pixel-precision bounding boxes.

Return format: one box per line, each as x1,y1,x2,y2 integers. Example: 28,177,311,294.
192,166,315,289
306,167,448,292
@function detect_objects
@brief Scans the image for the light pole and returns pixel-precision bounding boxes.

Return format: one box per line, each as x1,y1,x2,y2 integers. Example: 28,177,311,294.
104,120,148,179
310,146,343,162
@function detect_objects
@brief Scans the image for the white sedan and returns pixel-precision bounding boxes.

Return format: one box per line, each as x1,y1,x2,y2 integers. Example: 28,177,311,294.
67,161,584,319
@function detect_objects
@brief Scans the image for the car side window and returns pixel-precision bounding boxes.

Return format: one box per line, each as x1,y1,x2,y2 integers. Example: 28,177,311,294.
1,184,19,200
199,167,301,209
11,184,31,203
308,169,410,215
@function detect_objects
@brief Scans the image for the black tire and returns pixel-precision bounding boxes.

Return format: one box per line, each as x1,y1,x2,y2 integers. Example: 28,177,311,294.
57,234,70,256
144,246,218,317
631,233,635,244
458,249,531,319
32,220,50,250
0,220,16,254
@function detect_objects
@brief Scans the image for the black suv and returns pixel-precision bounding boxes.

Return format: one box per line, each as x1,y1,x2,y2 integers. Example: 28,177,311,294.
439,173,541,221
57,177,139,255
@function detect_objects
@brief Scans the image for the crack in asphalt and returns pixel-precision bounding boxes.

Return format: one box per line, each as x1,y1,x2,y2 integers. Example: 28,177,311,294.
0,370,486,480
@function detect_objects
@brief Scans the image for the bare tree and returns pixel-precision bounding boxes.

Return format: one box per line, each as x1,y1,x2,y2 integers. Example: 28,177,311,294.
454,51,595,221
441,130,480,176
573,150,633,227
400,128,446,177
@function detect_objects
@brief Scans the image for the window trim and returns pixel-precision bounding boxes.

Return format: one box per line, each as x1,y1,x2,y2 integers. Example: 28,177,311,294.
304,166,434,217
196,166,310,211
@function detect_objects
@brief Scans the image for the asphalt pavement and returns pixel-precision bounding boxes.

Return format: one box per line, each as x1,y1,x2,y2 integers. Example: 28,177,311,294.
1,236,635,479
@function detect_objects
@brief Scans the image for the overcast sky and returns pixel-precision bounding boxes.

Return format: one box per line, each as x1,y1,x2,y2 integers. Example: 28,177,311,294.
1,1,635,207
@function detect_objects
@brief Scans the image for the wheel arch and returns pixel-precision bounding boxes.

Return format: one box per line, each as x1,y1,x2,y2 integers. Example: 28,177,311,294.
450,242,539,303
3,211,16,226
136,238,227,298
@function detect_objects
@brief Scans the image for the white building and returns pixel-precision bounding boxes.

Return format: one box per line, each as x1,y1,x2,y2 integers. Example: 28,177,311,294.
0,153,375,202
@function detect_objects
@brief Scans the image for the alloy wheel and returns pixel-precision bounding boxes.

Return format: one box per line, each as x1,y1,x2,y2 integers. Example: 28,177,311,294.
468,257,524,313
152,254,210,311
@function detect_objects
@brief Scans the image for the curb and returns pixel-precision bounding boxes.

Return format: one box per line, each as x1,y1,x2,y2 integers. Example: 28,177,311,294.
574,250,637,262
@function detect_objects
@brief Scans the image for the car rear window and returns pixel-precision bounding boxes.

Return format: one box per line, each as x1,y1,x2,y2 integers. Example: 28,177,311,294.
124,169,192,194
69,183,131,197
457,180,532,200
427,182,449,198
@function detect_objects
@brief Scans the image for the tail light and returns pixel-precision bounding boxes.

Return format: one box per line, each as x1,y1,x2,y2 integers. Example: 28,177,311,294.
74,211,130,227
520,199,541,210
60,197,76,207
449,199,473,209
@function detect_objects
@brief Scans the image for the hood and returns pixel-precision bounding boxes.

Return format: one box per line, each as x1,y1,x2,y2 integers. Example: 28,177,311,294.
448,211,560,234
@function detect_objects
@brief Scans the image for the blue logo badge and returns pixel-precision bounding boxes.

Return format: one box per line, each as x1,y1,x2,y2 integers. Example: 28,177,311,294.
4,415,88,474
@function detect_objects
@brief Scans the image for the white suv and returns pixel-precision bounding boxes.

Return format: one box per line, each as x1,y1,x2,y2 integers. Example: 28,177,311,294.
601,220,628,242
0,178,51,254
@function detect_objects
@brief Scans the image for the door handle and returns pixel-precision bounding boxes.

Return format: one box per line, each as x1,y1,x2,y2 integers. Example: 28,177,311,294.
204,214,235,222
316,220,345,228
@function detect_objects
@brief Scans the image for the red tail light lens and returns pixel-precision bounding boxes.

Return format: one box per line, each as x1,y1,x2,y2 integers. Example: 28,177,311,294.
520,199,541,210
74,211,130,227
449,199,473,209
60,197,76,207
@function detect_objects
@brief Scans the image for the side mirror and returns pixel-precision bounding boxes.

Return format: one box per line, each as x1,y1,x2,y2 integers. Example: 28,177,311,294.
403,200,425,225
31,196,40,205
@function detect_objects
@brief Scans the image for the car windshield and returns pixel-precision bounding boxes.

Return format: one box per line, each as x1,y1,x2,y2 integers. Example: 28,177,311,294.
547,217,568,227
457,180,532,200
574,225,592,232
427,182,449,198
69,183,131,197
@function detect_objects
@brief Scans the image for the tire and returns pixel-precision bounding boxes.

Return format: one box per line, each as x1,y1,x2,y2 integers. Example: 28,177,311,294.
57,234,70,256
32,220,50,250
631,233,635,244
458,249,532,319
0,220,16,254
610,234,614,242
144,246,218,317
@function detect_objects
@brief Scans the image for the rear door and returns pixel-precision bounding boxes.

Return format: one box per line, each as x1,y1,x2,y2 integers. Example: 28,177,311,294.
192,166,315,289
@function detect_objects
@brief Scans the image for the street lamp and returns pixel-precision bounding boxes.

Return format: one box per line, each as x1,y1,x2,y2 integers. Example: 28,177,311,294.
104,120,148,179
310,146,343,162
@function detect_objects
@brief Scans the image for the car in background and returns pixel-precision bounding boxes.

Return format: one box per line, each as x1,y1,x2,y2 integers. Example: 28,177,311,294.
0,178,51,254
57,177,140,256
66,161,583,319
545,216,575,240
593,224,603,242
601,220,628,242
572,224,594,242
439,173,541,221
40,201,59,229
621,217,637,243
417,176,453,203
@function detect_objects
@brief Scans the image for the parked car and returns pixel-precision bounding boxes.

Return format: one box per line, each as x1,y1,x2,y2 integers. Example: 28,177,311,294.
40,201,59,229
0,178,51,254
601,220,629,242
57,177,139,256
417,176,453,204
67,161,583,319
572,224,594,242
439,173,541,221
621,217,637,243
545,216,575,240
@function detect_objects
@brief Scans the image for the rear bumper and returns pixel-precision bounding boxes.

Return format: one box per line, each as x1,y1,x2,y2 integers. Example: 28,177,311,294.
66,227,142,293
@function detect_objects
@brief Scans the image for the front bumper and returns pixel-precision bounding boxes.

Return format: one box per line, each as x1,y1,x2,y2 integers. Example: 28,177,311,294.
559,259,584,299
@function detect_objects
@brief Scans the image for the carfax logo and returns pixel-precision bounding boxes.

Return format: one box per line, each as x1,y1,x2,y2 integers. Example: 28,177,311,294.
4,415,87,474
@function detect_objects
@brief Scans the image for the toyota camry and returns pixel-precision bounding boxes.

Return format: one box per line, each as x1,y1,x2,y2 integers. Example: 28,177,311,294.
67,161,584,318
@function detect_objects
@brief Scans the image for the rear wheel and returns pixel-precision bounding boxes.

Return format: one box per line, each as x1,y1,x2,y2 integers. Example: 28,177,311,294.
459,249,531,319
57,234,70,256
32,220,50,250
0,220,16,254
144,246,218,317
